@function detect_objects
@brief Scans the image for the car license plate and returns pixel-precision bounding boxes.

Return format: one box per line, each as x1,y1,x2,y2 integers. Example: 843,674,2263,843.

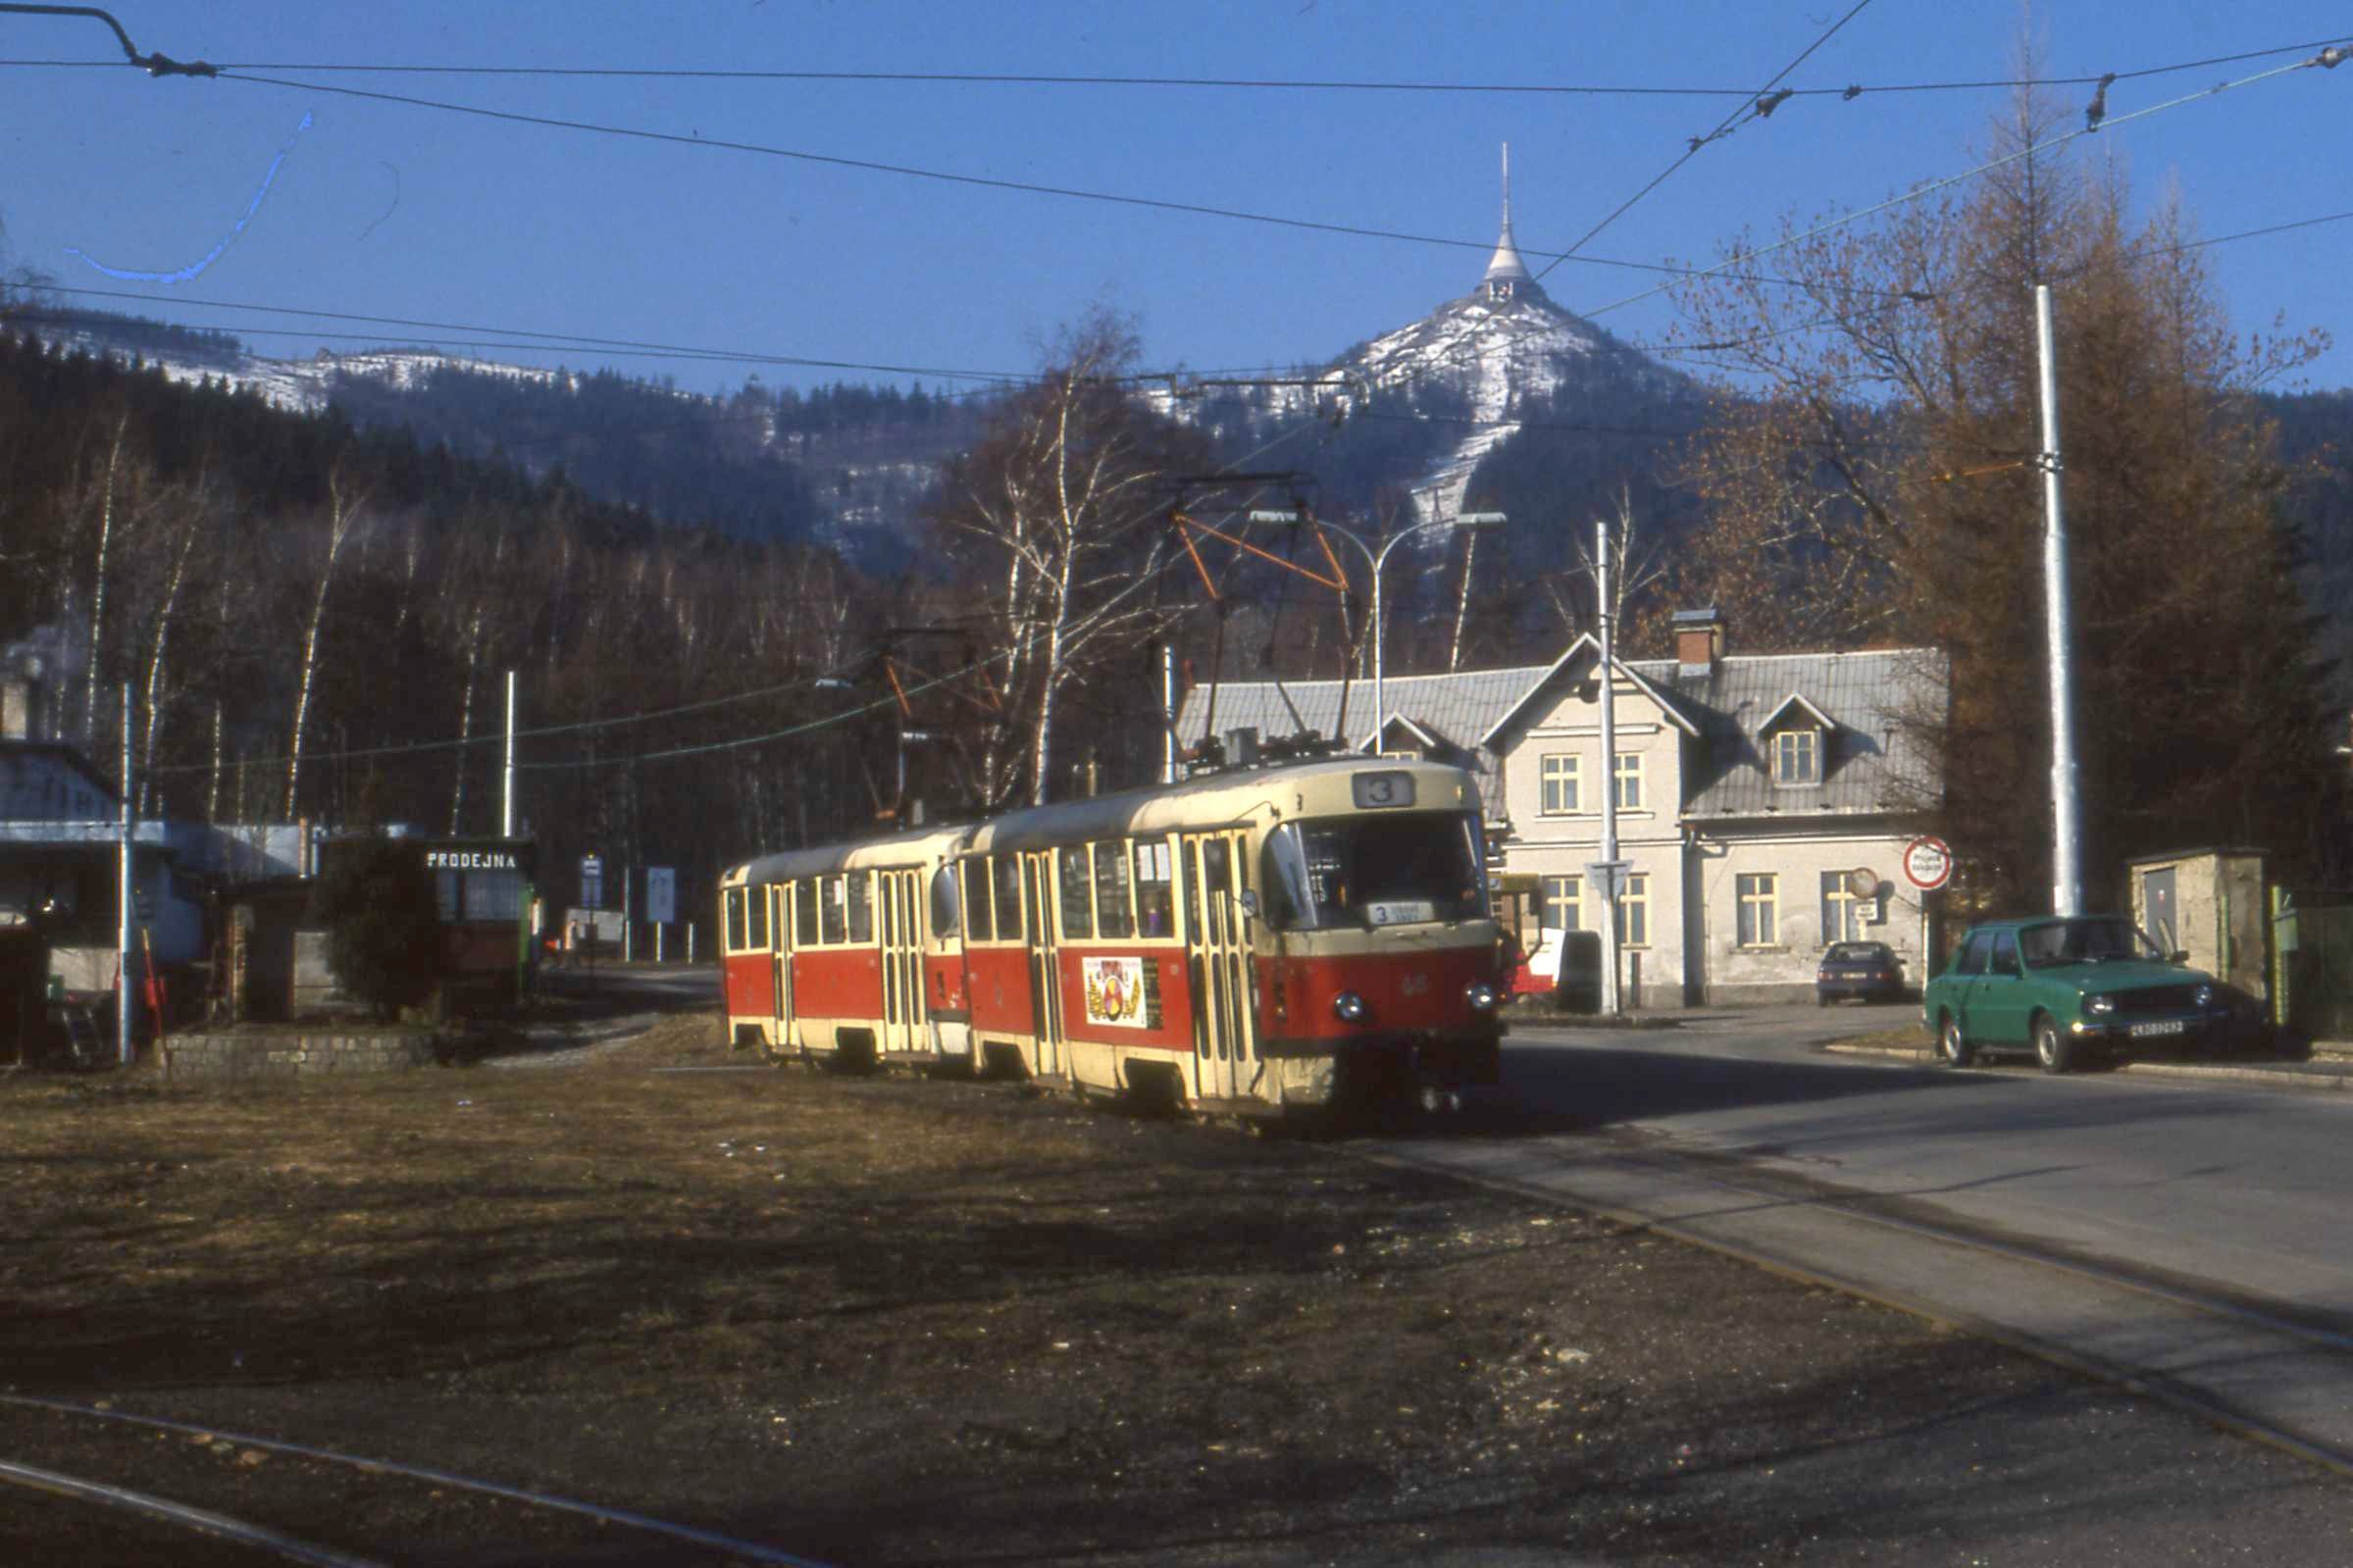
2128,1019,2187,1038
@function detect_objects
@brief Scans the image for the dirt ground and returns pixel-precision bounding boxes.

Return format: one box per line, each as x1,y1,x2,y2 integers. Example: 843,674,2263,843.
5,1014,2351,1566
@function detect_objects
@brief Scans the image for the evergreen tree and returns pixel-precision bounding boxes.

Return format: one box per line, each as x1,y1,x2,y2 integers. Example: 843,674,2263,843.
1664,84,2341,905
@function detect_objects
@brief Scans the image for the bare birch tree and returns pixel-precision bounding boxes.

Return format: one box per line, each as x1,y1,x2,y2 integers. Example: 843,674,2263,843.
284,461,374,818
932,312,1207,805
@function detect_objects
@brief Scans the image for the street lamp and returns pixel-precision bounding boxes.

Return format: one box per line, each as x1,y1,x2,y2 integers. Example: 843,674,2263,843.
1253,510,1505,751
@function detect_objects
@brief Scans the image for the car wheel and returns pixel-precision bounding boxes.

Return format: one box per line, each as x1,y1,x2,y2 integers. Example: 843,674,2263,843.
2033,1014,2075,1075
1816,992,1831,1008
1938,1012,1973,1067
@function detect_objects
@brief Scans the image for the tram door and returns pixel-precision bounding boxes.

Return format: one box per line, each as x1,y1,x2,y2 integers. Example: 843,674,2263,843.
1023,852,1062,1078
880,868,925,1055
786,884,804,1052
1183,831,1255,1100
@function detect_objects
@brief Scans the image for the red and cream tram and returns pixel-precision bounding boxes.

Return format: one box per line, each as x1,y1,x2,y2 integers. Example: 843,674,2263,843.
719,757,1509,1116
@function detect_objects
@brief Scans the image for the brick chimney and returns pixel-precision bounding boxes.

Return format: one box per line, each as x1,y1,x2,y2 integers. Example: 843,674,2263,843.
1672,607,1723,680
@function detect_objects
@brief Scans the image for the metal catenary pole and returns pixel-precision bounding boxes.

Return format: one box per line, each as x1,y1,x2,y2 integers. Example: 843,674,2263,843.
117,682,134,1066
1161,642,1178,784
501,668,516,837
2034,283,2083,916
1596,523,1622,1017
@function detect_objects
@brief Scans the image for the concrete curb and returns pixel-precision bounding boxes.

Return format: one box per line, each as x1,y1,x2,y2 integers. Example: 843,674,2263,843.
1822,1038,2353,1090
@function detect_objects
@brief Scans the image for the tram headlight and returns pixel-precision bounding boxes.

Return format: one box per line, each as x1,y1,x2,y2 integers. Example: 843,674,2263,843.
1332,991,1369,1025
1464,981,1501,1013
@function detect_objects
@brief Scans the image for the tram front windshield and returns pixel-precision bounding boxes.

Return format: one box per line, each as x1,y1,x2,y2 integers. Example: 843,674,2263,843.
1261,812,1489,931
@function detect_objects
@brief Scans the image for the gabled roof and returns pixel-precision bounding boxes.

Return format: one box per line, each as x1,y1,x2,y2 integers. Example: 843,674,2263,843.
1379,712,1449,751
1174,665,1546,768
1664,648,1948,819
1757,691,1837,734
1171,642,1950,822
1476,633,1702,750
0,738,121,808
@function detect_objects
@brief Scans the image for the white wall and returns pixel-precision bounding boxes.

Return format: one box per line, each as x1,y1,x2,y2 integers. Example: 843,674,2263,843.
1689,827,1929,1002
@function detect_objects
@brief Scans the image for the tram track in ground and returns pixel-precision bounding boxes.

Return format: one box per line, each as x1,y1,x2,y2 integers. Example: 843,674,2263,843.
1353,1126,2353,1480
0,1393,834,1568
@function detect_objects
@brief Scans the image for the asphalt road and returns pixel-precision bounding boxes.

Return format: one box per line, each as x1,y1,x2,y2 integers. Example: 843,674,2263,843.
1373,1008,2353,1471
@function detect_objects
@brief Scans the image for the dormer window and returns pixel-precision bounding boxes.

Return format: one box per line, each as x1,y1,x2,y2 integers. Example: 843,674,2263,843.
1772,728,1821,786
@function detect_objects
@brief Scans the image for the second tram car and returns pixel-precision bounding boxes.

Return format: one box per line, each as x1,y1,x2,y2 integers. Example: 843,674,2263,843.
719,757,1509,1117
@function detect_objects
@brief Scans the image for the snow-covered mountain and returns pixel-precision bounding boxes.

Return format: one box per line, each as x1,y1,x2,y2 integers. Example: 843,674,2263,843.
1156,149,1703,527
1327,279,1697,522
35,318,572,414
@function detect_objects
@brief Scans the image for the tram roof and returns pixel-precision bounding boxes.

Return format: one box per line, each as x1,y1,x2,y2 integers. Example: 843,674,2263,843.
726,820,979,887
971,756,1475,856
722,757,1478,886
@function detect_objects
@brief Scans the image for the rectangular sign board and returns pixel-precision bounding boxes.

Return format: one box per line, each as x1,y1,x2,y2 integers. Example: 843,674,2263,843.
644,866,676,926
580,854,603,911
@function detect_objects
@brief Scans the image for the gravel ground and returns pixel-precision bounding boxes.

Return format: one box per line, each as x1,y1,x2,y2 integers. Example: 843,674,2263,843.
6,1014,2353,1565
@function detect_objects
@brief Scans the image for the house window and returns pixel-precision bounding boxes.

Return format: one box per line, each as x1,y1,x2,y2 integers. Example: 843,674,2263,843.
1821,871,1875,943
1541,874,1584,932
1540,753,1580,815
1737,874,1778,947
1614,873,1649,947
1613,753,1644,811
1774,729,1821,786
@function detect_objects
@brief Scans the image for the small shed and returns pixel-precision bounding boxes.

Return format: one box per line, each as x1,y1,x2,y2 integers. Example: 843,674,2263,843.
2125,847,2266,998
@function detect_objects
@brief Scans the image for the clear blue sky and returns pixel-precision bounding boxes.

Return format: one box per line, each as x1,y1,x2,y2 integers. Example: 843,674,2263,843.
3,2,2348,397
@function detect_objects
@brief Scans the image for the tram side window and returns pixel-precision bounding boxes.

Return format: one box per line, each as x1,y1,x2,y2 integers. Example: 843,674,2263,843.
1183,842,1204,939
821,877,847,944
726,889,747,952
994,854,1024,941
793,880,819,947
745,883,769,948
1058,845,1095,940
846,873,874,942
958,860,993,941
1135,839,1174,938
1094,839,1134,939
931,864,961,940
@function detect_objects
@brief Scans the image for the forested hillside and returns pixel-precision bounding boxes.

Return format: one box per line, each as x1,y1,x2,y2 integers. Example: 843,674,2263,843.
0,329,900,917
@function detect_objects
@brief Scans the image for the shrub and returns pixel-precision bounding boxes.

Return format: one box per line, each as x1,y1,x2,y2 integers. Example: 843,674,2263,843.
314,838,440,1021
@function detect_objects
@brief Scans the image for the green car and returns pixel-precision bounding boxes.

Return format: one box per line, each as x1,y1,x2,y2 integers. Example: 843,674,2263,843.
1921,915,2232,1074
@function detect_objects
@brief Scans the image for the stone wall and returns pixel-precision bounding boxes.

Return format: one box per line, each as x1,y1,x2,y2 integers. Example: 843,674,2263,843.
165,1029,440,1081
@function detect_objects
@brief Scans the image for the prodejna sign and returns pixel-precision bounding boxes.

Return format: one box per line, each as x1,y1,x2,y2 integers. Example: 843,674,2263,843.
425,850,519,871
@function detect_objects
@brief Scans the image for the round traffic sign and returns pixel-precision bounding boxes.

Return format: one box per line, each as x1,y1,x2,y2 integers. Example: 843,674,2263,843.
1903,835,1953,891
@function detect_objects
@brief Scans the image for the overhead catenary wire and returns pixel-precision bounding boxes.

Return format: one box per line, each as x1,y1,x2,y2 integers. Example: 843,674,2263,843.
6,35,2348,95
22,284,1034,385
1352,3,1880,420
1580,47,2348,323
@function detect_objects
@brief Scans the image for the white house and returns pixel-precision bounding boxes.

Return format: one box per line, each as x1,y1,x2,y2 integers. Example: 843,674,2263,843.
1174,610,1949,1005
